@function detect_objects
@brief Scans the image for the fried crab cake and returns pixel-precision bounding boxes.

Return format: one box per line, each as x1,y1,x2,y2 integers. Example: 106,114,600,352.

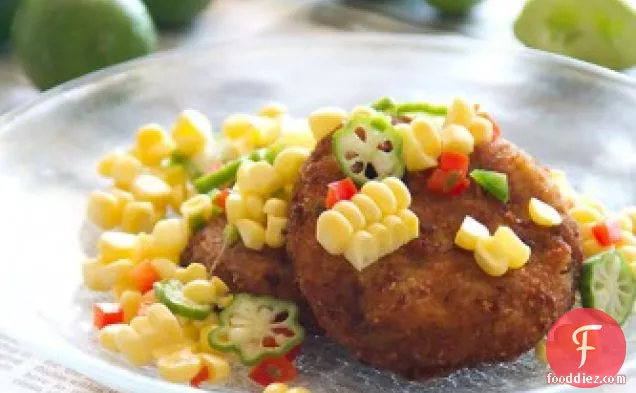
287,136,582,379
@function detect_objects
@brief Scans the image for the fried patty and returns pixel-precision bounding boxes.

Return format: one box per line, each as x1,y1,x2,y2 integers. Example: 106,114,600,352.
287,136,582,379
180,216,317,329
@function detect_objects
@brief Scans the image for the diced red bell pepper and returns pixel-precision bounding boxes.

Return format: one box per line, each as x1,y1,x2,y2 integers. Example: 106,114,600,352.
285,345,302,361
447,174,470,196
427,168,470,196
190,366,209,388
325,178,358,209
592,221,622,246
129,260,160,293
213,188,231,209
439,152,469,175
93,303,124,329
248,356,298,386
477,112,501,140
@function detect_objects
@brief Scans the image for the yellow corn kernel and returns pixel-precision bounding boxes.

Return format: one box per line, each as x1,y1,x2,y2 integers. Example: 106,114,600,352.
115,325,153,366
444,97,475,127
259,102,288,118
333,201,366,231
216,294,234,308
181,194,213,230
316,210,354,254
111,267,137,300
120,201,156,234
169,184,187,211
157,350,203,383
132,233,155,263
580,194,606,214
161,165,188,187
613,214,634,233
172,109,212,156
455,216,490,251
397,209,419,239
308,107,347,141
411,117,443,159
474,237,508,277
98,150,124,177
236,219,266,250
263,383,289,393
135,124,175,166
192,312,219,329
582,239,610,258
287,388,311,393
176,263,208,284
199,353,231,384
111,154,143,189
198,324,221,354
344,230,379,271
382,177,412,210
150,258,177,280
86,190,122,229
129,315,162,348
529,198,563,227
350,105,377,118
131,174,171,208
263,198,288,218
276,123,316,150
222,113,260,142
493,226,531,269
396,124,438,171
98,232,138,263
110,187,135,210
210,276,230,296
237,161,281,196
467,115,494,144
99,324,127,352
245,194,267,224
181,322,200,342
568,206,603,226
622,207,636,234
152,344,195,361
266,216,288,248
120,290,143,323
367,223,391,256
361,181,398,215
620,231,636,246
273,147,310,184
351,193,382,224
535,339,548,365
382,215,410,252
146,303,185,344
618,246,636,263
151,218,189,258
441,124,474,155
183,280,217,304
225,192,248,224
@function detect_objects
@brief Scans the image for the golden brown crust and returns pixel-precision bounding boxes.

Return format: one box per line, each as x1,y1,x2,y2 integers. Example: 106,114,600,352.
287,136,582,379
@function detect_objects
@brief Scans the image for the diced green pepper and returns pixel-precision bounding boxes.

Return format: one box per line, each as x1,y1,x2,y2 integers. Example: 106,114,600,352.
371,96,448,117
470,169,509,203
154,279,211,320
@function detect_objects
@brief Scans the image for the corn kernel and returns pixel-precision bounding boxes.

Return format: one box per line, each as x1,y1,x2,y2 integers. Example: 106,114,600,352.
110,187,135,210
344,230,379,271
444,98,475,127
618,246,636,263
176,263,208,283
622,207,636,234
161,165,188,187
467,115,494,144
198,324,221,354
259,102,288,118
266,216,288,248
382,177,412,210
225,192,248,224
86,190,122,229
236,219,267,250
361,181,398,215
316,210,354,254
111,267,137,300
568,206,603,226
98,232,138,263
396,124,438,171
411,117,442,159
157,350,203,383
366,223,391,256
474,237,508,277
350,105,377,118
382,215,410,252
535,339,548,364
98,150,124,177
493,226,531,269
529,198,563,227
181,194,213,231
582,239,611,258
441,124,474,155
172,109,211,156
118,290,142,323
132,233,155,263
216,294,234,308
351,193,382,224
263,383,289,393
263,198,288,218
210,276,230,296
245,194,267,224
181,321,200,342
199,353,231,383
111,154,143,189
397,209,419,239
115,325,153,366
333,201,366,231
131,174,171,208
308,107,347,141
237,161,281,196
135,124,175,166
150,258,178,279
151,344,194,361
183,280,217,304
455,216,490,251
273,147,310,184
121,201,156,233
151,218,189,258
287,388,312,393
146,303,184,343
99,324,127,352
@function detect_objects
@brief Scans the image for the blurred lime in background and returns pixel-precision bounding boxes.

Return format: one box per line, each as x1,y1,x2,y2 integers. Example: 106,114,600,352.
142,0,212,28
12,0,157,90
0,0,20,47
423,0,483,16
515,0,636,70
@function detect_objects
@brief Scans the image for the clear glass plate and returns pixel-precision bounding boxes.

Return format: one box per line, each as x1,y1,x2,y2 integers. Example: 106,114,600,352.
0,34,634,393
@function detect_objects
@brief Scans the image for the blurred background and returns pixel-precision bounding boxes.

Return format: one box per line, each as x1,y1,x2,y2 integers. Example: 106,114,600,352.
1,0,636,114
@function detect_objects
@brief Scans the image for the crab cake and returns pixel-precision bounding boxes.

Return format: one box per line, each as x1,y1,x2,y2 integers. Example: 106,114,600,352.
287,135,582,379
180,216,317,329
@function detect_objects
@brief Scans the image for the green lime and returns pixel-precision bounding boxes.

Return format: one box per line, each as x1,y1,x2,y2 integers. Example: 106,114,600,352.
12,0,157,90
0,0,20,47
514,0,636,70
423,0,482,16
142,0,211,28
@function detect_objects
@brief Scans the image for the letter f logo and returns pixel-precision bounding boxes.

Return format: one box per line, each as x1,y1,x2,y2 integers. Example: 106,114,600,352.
572,324,603,368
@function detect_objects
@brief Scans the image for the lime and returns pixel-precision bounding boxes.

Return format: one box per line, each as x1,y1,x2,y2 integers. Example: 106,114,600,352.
0,0,20,47
423,0,482,16
12,0,157,90
142,0,211,28
514,0,636,70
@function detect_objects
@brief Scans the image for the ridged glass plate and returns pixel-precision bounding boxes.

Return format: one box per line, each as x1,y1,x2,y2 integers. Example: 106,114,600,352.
0,34,634,393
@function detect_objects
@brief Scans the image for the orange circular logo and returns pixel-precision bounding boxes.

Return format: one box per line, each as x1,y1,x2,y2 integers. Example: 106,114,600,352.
546,308,626,388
